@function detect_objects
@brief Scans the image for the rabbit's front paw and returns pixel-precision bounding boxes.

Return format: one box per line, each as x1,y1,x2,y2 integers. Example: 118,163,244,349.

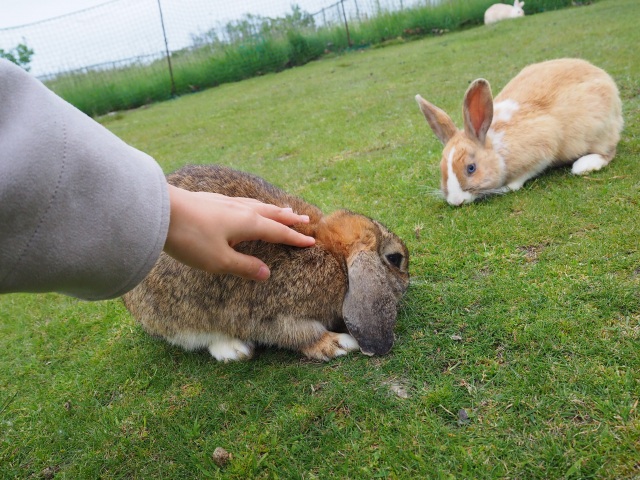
571,154,608,175
302,332,360,361
207,335,254,362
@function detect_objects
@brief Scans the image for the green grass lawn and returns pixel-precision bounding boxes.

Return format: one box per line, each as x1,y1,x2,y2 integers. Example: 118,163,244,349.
1,0,638,477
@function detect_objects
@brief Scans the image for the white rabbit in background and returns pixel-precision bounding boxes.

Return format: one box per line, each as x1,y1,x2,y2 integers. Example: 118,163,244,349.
484,1,525,25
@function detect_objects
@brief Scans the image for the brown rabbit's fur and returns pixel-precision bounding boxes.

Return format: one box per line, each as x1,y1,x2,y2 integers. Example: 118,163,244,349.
123,165,409,361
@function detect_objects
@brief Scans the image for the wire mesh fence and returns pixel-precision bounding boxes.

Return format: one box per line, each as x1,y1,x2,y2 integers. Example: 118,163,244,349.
0,0,441,114
1,0,426,78
0,0,571,115
0,0,434,113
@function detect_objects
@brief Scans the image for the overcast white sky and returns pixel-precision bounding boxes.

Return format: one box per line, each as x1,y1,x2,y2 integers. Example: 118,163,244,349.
0,0,110,28
0,0,335,29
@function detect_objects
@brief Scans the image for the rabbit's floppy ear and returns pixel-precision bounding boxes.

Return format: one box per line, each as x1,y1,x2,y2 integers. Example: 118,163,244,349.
415,94,458,145
342,250,397,356
463,79,493,144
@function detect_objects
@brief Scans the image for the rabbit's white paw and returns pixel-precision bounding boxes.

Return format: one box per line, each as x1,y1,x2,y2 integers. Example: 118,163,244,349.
571,154,608,175
336,333,360,354
167,331,254,362
302,332,360,361
208,335,254,362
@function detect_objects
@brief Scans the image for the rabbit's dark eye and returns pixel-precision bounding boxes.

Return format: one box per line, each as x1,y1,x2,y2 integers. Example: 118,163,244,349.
466,163,477,175
386,253,403,268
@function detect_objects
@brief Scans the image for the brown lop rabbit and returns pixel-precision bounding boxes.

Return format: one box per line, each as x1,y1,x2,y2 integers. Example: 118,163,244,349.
123,164,410,362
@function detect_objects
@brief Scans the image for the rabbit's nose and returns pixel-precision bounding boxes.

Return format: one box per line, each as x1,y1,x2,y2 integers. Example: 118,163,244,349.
446,191,474,206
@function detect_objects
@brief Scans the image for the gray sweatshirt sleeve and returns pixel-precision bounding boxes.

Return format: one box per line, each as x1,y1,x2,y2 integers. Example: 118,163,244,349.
0,59,170,300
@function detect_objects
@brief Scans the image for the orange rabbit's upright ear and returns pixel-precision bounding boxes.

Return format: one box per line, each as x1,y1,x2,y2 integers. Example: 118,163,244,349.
342,250,397,356
415,94,458,145
463,79,494,144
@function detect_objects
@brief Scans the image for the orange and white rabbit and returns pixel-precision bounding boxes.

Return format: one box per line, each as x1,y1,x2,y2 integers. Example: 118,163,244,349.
415,58,623,206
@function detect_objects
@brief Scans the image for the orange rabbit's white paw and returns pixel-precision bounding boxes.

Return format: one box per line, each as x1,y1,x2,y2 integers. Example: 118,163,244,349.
572,154,608,175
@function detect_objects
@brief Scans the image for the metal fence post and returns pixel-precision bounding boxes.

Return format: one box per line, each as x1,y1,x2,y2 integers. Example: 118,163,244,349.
340,0,352,47
157,0,176,96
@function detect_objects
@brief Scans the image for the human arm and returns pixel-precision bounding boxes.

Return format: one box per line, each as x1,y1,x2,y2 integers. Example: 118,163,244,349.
0,59,315,299
0,59,170,300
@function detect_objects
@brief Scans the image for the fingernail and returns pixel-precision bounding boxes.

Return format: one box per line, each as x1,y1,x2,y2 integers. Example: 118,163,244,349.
256,265,270,281
300,215,310,223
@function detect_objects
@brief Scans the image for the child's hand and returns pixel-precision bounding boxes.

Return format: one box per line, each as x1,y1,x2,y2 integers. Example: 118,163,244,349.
163,185,316,281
